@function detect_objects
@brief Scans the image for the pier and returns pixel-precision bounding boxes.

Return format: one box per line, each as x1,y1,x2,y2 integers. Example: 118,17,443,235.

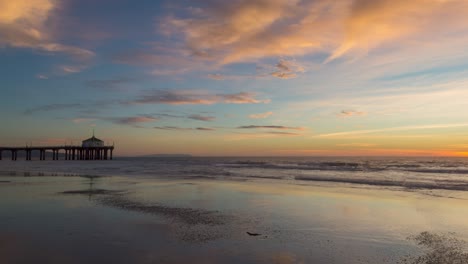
0,132,114,161
0,146,114,161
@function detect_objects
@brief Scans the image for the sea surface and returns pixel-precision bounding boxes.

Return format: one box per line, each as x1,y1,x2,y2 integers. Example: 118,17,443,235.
2,156,468,263
2,156,468,192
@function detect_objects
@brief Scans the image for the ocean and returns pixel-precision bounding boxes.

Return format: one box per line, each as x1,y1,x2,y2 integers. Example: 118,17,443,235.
2,156,468,263
2,156,468,192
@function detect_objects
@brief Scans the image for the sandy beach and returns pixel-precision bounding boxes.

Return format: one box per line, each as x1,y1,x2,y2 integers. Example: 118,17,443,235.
1,168,468,263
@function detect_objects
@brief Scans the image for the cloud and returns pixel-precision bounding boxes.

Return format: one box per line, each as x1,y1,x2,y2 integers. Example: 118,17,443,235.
338,110,366,117
319,123,468,137
207,74,225,80
196,127,215,131
0,0,94,59
72,118,96,124
226,131,301,140
153,126,189,131
154,126,215,131
266,131,300,135
86,78,133,90
24,103,83,115
206,73,256,80
270,59,305,79
188,114,215,122
249,111,273,119
112,116,159,125
60,65,88,73
223,92,270,104
160,0,468,65
326,0,468,62
129,90,269,105
36,74,48,79
113,48,211,76
160,0,317,64
237,125,304,130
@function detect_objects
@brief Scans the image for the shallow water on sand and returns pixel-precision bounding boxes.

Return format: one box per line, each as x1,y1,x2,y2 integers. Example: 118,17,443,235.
1,173,468,263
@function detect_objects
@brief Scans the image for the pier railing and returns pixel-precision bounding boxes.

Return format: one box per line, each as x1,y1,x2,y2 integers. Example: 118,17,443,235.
0,146,114,161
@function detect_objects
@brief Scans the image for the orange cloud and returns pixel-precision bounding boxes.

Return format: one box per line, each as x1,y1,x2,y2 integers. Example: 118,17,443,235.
161,0,468,65
327,0,468,62
161,0,335,64
0,0,94,59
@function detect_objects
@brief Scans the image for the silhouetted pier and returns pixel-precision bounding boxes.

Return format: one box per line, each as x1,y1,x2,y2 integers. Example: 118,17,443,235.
0,146,114,161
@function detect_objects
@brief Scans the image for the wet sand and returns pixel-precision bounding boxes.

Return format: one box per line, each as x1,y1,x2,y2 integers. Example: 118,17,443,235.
1,174,468,263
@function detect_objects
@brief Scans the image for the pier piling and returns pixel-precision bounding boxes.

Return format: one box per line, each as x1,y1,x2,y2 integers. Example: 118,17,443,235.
0,146,114,161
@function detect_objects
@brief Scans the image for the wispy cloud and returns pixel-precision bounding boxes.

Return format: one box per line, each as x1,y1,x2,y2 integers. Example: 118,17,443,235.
154,126,191,131
154,126,214,131
72,118,96,124
129,90,269,105
113,49,211,76
207,74,225,80
249,111,273,119
266,131,300,135
226,131,301,141
326,0,468,62
196,127,215,131
319,123,468,137
24,103,83,115
270,59,305,79
160,0,468,66
188,114,215,122
36,74,48,79
206,73,257,81
0,0,94,59
111,116,159,125
338,110,366,117
61,65,87,73
86,78,133,90
223,92,270,104
238,125,304,130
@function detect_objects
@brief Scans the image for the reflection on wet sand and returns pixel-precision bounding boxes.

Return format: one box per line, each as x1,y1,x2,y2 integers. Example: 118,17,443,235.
2,174,468,263
59,177,232,242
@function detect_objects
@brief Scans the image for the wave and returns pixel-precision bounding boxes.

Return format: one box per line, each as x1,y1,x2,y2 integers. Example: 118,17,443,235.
295,176,468,191
222,159,468,175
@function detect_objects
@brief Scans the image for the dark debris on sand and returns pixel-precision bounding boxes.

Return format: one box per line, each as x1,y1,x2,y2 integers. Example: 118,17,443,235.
98,195,228,226
96,194,233,243
400,232,468,264
59,183,235,243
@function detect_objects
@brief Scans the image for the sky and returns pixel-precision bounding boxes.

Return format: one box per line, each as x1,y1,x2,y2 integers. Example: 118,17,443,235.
1,0,468,156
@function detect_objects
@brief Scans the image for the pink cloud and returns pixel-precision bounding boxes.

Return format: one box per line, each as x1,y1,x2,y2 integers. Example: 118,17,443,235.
249,111,273,119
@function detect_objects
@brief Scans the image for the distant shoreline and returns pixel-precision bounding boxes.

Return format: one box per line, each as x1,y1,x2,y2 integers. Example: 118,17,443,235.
135,154,193,158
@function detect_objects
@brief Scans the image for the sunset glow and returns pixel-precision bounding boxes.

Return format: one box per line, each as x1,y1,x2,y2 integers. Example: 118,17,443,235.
2,0,468,156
